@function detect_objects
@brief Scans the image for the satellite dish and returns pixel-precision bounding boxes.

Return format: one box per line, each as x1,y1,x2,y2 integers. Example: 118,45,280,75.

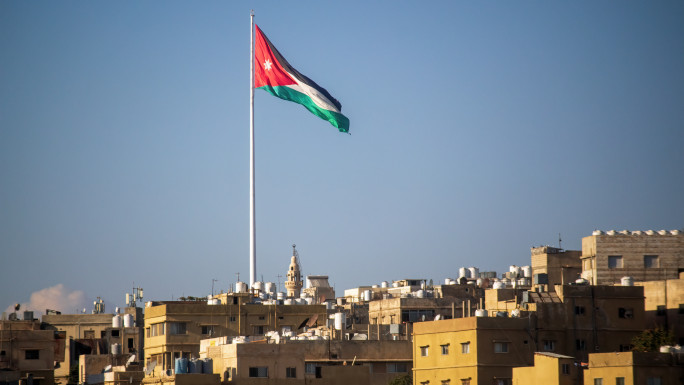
125,354,136,367
145,361,157,376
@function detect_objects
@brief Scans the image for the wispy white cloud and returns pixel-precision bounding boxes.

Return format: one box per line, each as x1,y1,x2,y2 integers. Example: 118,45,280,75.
4,284,88,316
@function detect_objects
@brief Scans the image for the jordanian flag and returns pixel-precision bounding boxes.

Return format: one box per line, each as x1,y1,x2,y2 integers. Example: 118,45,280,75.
254,25,349,133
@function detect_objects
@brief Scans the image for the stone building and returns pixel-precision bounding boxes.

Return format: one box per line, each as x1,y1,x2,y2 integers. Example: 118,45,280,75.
42,307,144,385
583,351,684,385
636,277,684,346
143,300,326,376
580,229,684,285
200,338,411,385
413,317,535,385
0,319,59,385
512,352,580,385
530,246,582,292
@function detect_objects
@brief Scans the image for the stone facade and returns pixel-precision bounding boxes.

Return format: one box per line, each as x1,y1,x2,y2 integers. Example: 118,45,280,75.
580,230,684,285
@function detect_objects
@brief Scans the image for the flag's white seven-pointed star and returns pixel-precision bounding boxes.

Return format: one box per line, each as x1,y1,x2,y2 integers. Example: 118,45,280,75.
264,59,272,71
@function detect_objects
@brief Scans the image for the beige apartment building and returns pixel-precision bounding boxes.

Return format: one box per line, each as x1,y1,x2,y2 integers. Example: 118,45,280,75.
413,317,535,385
580,229,684,285
201,339,411,385
584,351,684,385
636,277,684,346
530,246,582,292
143,300,326,375
512,352,579,385
42,307,144,385
0,319,59,385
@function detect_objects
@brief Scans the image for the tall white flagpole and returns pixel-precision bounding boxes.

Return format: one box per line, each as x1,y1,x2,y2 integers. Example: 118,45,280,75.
249,10,256,288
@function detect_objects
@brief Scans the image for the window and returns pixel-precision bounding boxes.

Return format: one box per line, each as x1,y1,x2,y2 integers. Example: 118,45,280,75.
253,325,265,335
388,363,407,373
576,339,586,351
644,255,659,268
25,350,40,360
84,330,94,339
543,340,555,351
656,306,666,316
646,377,661,385
248,367,268,378
461,380,470,385
420,346,429,357
402,309,436,323
128,338,134,349
111,330,120,337
305,363,317,374
575,306,585,315
618,308,633,319
608,256,623,269
146,328,150,338
201,325,215,335
594,379,603,385
441,380,450,385
616,377,625,385
229,316,236,322
619,344,632,352
561,363,570,375
286,367,296,378
167,322,187,335
441,344,449,355
149,323,164,336
461,342,470,354
494,342,509,353
679,304,684,315
101,330,107,338
258,316,265,320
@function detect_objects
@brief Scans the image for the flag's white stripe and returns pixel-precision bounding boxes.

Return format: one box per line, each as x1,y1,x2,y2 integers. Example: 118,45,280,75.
285,74,341,114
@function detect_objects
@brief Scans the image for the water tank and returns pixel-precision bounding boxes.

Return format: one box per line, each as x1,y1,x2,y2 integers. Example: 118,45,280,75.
575,278,589,285
371,284,379,289
468,267,479,279
235,281,248,293
510,309,521,318
305,297,314,305
112,315,122,328
188,359,202,374
509,265,521,277
392,281,400,288
334,312,346,330
123,314,134,328
501,278,511,287
336,297,346,306
325,301,334,310
476,278,483,287
265,282,276,294
492,281,504,289
496,311,508,318
381,281,389,288
415,290,425,298
522,266,532,278
475,309,487,317
253,281,264,293
284,299,294,305
607,230,617,235
174,358,188,374
592,230,604,235
621,277,634,286
444,278,452,285
458,267,469,278
363,290,372,302
645,230,655,235
111,343,122,355
207,298,219,305
276,292,285,300
671,230,681,235
202,358,213,374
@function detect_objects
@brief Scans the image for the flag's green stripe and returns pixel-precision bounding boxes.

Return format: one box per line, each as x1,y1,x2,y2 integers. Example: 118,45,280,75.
258,85,349,133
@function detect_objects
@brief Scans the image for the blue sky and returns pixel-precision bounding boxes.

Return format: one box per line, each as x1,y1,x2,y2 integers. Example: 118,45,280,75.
2,1,683,313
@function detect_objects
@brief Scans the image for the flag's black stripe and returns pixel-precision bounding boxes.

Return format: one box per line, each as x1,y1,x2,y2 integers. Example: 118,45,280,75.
259,27,343,112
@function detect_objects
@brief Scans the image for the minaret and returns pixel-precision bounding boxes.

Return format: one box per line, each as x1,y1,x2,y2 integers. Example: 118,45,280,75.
285,244,303,298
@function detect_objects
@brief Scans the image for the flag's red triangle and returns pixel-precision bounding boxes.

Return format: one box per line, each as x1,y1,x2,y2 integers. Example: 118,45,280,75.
254,25,296,88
